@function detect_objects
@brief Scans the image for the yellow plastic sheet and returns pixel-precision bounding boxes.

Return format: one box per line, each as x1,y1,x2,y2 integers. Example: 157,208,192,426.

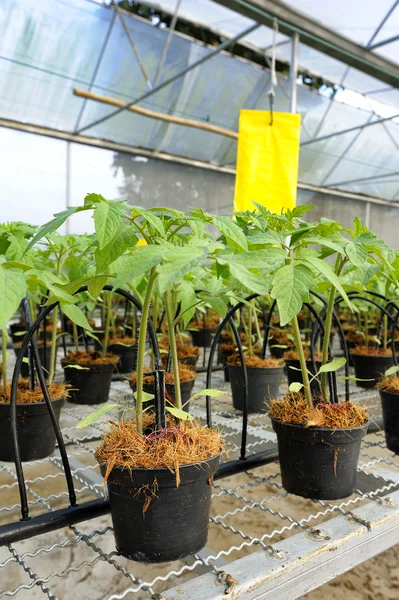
234,110,301,213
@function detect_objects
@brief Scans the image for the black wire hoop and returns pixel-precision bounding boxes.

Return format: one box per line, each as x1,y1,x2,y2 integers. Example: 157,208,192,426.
10,284,163,522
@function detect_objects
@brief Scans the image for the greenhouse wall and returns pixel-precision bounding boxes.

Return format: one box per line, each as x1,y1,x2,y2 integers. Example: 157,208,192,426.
1,125,398,246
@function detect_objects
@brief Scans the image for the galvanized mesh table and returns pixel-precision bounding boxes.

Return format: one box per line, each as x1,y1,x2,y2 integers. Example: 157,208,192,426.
0,365,398,600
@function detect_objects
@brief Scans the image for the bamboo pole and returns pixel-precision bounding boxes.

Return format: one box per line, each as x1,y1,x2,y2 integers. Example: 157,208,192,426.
73,88,238,140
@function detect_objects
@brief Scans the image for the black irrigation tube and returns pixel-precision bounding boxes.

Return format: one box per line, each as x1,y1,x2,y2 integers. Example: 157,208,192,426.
337,293,399,365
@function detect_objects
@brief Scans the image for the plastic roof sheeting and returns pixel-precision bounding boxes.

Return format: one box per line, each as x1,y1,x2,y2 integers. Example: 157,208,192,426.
0,0,399,201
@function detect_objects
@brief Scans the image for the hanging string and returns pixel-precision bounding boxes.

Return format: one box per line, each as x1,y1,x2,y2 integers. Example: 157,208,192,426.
268,18,279,126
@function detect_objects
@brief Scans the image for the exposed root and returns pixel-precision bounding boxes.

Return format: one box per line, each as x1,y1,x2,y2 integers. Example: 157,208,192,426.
269,394,368,429
129,364,196,385
228,353,283,368
0,380,69,404
63,350,119,365
96,419,223,486
378,375,399,394
351,345,392,356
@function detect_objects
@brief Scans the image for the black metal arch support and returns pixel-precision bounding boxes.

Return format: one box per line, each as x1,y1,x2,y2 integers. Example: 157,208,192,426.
310,291,351,402
206,293,258,461
338,293,399,366
10,284,161,522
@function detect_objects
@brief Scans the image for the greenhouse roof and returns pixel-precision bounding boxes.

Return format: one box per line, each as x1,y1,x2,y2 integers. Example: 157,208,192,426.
1,0,399,201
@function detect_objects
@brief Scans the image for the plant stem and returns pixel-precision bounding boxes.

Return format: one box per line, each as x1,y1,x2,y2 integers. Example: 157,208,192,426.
320,255,345,401
253,299,263,352
248,304,253,358
2,330,7,389
49,257,62,385
291,316,313,408
136,270,158,435
101,291,112,358
48,306,58,385
72,322,79,352
165,290,182,410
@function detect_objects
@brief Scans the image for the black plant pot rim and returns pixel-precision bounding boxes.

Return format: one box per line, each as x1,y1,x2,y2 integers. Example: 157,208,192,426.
228,364,284,373
99,453,220,475
107,343,136,348
271,416,369,434
350,352,393,359
61,359,116,371
0,396,65,408
379,388,399,399
130,377,196,388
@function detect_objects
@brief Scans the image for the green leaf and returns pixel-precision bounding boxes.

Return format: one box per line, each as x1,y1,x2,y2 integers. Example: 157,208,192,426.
246,230,284,247
302,256,355,312
176,280,198,328
0,266,27,331
166,406,194,421
94,200,123,250
133,391,155,402
217,248,286,270
318,357,346,373
157,248,204,293
76,403,129,429
212,216,248,251
345,241,368,267
192,389,227,399
306,236,346,256
61,304,93,331
88,275,109,300
2,261,32,272
205,296,228,318
270,264,314,326
6,234,28,260
23,206,85,255
131,207,165,237
291,205,314,218
385,365,399,376
289,382,303,392
114,246,166,288
95,224,138,273
64,364,90,371
229,263,269,295
338,376,374,382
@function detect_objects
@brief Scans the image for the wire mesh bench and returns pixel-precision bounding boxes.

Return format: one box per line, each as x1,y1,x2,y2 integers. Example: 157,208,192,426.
1,363,398,600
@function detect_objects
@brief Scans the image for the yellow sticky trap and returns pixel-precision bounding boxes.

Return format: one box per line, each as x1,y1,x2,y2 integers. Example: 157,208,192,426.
234,110,301,213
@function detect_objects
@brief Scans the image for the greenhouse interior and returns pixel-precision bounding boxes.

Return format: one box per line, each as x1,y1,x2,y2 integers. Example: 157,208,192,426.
1,0,399,598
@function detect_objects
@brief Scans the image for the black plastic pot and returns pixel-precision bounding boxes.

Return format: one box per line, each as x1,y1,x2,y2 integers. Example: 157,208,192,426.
286,359,321,396
268,344,287,359
62,360,115,404
100,454,220,562
380,389,399,454
13,345,55,379
0,397,65,462
351,352,393,389
272,418,368,499
218,346,235,382
130,378,195,412
190,329,215,348
178,354,199,370
9,322,27,344
107,343,137,374
228,364,283,413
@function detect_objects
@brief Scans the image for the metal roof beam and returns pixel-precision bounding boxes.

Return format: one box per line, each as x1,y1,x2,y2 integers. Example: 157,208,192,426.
212,0,399,88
